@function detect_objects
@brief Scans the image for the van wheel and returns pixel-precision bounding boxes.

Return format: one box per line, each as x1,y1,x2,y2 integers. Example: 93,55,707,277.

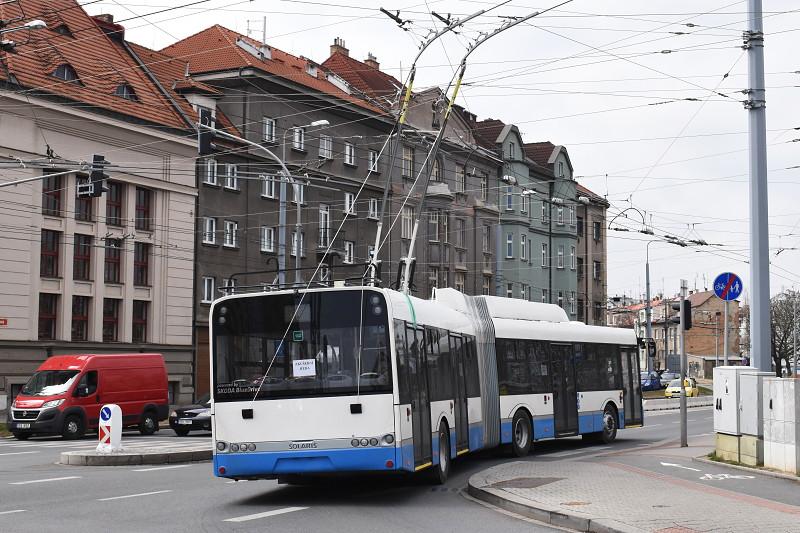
12,432,30,440
428,423,450,485
62,415,85,440
139,412,158,435
511,410,532,457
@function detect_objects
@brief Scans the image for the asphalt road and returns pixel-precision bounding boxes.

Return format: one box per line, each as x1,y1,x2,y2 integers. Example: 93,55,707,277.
0,408,769,533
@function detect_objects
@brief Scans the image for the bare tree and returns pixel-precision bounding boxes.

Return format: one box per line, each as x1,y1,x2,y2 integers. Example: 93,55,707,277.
771,290,798,377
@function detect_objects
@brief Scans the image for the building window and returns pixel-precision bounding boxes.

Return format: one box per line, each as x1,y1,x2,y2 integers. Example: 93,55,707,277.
570,245,576,270
135,187,152,231
504,186,513,211
593,221,602,241
222,278,236,295
75,176,93,221
541,243,548,267
344,192,356,215
132,301,148,343
292,182,305,205
521,283,529,300
456,166,466,193
104,238,122,283
133,243,150,286
482,276,491,295
223,164,239,190
577,298,585,319
508,142,515,160
482,225,490,253
73,234,92,281
202,217,216,244
401,206,414,239
344,142,356,166
102,298,120,342
53,63,80,82
569,207,575,225
569,291,576,314
343,240,355,264
402,146,414,178
368,198,379,219
292,127,305,150
223,220,238,248
319,204,330,247
37,293,59,340
369,150,379,172
506,233,513,259
106,181,123,226
319,135,333,159
429,212,439,242
480,176,488,201
558,161,565,177
558,291,564,309
557,245,565,269
456,218,466,249
71,296,89,342
263,117,276,142
593,260,602,280
40,230,60,278
261,226,275,253
520,193,528,214
455,272,465,292
201,277,215,303
42,174,62,216
542,288,548,303
431,159,441,182
291,231,305,257
557,206,564,225
261,174,277,198
577,216,584,237
202,158,217,185
520,234,527,261
577,257,584,279
506,283,513,298
114,84,137,101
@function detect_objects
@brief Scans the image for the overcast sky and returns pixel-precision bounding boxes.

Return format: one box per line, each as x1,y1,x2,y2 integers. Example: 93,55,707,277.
85,0,800,301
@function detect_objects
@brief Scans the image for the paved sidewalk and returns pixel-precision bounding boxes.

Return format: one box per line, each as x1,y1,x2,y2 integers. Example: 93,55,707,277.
468,443,800,533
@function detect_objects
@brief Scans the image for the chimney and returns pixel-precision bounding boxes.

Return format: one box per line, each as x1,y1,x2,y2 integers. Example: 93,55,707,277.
330,37,349,57
365,52,379,69
94,13,114,23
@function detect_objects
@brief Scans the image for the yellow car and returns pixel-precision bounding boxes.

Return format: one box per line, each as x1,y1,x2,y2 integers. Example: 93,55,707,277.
665,378,700,398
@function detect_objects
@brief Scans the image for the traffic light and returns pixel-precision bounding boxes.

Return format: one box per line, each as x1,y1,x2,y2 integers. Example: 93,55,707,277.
77,154,108,198
670,300,692,330
197,111,217,156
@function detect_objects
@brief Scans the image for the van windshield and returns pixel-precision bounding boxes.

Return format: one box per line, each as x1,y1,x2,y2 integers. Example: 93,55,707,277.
21,370,80,396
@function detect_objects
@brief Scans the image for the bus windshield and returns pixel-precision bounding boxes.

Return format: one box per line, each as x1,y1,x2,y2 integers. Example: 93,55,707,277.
212,290,391,402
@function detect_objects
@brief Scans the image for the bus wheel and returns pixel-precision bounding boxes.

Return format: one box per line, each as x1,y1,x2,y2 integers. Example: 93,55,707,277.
600,405,618,444
511,411,532,457
429,423,450,485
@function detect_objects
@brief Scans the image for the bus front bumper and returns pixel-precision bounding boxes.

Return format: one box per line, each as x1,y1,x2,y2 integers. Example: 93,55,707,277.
214,446,399,478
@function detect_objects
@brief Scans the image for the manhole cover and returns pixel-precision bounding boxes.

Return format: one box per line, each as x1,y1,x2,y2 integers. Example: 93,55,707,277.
489,477,563,489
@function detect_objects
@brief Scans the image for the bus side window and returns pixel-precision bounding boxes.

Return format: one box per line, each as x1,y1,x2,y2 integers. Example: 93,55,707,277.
530,341,551,393
464,336,481,397
432,328,453,402
394,320,411,405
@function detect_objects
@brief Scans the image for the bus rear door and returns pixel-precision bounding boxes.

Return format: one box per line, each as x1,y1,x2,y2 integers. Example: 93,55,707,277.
550,343,578,436
450,334,469,453
407,326,432,468
620,347,643,427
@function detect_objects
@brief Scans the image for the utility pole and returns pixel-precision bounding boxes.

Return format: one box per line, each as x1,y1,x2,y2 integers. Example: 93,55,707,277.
793,292,797,375
680,279,688,447
715,311,721,368
746,0,771,372
664,298,669,367
645,242,654,373
723,300,730,365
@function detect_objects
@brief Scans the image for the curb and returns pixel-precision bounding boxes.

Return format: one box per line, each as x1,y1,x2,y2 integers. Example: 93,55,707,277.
693,456,800,484
60,448,211,466
643,398,713,412
467,474,647,533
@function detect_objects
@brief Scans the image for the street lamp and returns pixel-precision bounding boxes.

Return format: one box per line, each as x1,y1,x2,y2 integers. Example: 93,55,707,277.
279,119,329,286
0,19,46,51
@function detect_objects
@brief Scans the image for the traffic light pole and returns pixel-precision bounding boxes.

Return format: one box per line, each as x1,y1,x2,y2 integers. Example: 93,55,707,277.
680,278,688,447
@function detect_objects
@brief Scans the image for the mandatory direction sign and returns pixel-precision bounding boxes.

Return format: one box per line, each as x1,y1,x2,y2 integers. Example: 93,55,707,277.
100,406,112,421
713,272,743,301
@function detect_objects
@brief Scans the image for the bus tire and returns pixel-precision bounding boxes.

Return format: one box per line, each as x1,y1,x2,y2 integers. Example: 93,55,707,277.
511,410,532,457
600,404,618,444
429,423,450,485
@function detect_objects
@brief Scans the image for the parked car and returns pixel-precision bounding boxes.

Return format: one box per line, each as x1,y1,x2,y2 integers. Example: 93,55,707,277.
7,353,169,440
169,394,211,436
664,378,700,398
640,372,661,391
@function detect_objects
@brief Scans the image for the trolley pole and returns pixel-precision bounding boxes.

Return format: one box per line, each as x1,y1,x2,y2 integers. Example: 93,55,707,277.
680,279,688,448
745,0,771,372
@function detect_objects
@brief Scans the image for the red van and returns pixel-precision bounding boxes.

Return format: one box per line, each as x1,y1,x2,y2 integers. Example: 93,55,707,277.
7,353,169,440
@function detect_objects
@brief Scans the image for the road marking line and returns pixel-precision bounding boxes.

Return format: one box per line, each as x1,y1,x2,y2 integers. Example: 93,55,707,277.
9,476,81,485
224,507,308,522
0,510,26,516
132,464,193,472
98,490,172,501
547,446,611,458
0,451,39,457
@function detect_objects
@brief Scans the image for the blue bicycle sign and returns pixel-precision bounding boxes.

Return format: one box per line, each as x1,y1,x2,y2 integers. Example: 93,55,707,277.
713,272,743,301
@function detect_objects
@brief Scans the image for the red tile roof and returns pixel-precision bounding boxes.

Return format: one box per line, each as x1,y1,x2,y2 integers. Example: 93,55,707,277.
0,0,189,131
524,141,556,167
321,51,401,106
576,183,608,206
160,25,385,116
473,119,505,149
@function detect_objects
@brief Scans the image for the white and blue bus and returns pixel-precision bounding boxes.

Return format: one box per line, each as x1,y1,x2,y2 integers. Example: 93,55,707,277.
210,286,643,483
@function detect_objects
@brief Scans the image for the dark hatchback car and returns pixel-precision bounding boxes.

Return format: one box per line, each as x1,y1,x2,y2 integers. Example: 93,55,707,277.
168,393,211,436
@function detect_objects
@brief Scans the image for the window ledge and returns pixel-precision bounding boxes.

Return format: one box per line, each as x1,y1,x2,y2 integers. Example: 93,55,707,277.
291,147,307,154
223,187,241,193
222,245,240,250
202,181,220,188
201,241,218,247
343,162,358,168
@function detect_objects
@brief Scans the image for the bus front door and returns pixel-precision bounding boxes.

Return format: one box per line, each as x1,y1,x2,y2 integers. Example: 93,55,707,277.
407,327,432,468
620,347,643,427
451,335,469,452
550,343,578,436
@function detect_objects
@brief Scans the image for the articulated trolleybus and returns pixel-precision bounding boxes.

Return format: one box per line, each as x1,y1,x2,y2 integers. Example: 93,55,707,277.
210,286,643,483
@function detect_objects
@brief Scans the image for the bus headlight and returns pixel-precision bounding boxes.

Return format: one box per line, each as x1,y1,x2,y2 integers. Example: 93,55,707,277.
247,443,256,452
351,439,360,447
382,434,395,445
369,438,378,446
216,441,227,452
360,438,369,447
230,443,240,452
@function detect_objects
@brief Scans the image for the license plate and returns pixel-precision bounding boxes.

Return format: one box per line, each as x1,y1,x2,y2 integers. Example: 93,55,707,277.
177,419,193,425
16,423,30,429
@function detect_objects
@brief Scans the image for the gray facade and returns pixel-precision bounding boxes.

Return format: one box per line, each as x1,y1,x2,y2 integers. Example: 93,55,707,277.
576,185,609,325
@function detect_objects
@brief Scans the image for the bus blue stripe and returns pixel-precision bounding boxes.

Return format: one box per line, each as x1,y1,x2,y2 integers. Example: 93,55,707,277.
214,447,398,477
533,418,554,440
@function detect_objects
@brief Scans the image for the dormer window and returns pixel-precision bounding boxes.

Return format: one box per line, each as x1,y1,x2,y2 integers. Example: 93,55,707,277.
114,84,138,101
305,63,317,77
53,24,73,37
52,64,80,83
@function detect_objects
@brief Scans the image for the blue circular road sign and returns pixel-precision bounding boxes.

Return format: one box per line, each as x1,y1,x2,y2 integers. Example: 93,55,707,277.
100,406,111,421
713,272,743,301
